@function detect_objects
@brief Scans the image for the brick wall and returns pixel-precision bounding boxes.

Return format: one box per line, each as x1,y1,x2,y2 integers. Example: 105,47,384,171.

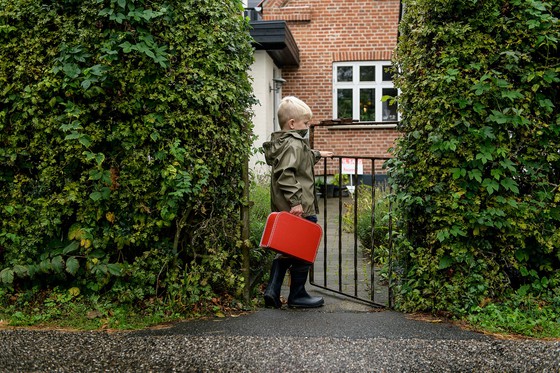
311,124,400,175
262,0,401,173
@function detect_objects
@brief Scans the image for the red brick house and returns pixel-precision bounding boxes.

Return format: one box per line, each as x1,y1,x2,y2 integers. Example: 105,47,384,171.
247,0,402,178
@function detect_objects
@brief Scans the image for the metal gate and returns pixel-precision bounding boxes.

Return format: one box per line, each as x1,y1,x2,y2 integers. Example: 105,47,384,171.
310,155,394,308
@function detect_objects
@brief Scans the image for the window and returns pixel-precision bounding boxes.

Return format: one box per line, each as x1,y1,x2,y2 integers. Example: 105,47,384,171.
333,61,398,122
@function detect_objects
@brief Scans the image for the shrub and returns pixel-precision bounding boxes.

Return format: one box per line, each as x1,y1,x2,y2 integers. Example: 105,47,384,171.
0,0,256,313
389,0,559,316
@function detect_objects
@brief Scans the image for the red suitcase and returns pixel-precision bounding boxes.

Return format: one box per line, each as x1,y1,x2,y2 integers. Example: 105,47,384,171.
259,212,323,263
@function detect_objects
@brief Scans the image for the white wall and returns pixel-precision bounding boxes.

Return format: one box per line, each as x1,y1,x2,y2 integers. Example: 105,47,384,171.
248,50,282,177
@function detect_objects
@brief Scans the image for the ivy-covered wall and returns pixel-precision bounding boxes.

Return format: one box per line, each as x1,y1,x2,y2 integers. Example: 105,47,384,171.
0,0,256,309
390,0,559,315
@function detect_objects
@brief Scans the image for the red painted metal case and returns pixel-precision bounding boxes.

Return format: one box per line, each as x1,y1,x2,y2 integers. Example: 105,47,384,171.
259,212,323,263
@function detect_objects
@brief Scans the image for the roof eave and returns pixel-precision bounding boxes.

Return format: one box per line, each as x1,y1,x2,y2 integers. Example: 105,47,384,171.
250,20,300,68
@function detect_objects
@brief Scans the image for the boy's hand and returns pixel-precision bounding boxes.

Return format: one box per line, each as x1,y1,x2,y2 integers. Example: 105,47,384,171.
290,204,304,217
319,151,334,157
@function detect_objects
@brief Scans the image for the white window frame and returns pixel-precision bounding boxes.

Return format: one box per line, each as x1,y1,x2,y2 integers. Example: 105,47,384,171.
332,61,398,122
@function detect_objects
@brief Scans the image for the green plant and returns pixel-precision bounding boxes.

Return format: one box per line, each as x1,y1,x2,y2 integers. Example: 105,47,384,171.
343,185,392,266
0,286,178,330
249,177,271,246
0,0,256,317
248,178,275,286
389,0,559,318
466,283,560,338
331,173,349,186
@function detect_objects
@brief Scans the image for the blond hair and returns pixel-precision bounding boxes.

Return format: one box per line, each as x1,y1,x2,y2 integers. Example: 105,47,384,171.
277,96,313,129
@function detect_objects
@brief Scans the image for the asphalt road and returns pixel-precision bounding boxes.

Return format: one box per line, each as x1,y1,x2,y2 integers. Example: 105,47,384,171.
1,288,559,372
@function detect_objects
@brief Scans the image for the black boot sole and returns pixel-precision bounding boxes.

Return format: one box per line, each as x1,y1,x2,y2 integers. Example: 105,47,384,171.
288,301,324,308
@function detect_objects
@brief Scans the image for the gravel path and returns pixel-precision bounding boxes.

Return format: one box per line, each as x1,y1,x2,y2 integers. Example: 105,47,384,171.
0,329,559,372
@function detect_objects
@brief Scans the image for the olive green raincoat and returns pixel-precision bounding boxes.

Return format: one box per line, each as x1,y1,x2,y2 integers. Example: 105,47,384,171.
263,130,321,217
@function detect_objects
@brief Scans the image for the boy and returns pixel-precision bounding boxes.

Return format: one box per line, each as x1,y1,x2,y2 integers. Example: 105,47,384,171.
262,96,333,308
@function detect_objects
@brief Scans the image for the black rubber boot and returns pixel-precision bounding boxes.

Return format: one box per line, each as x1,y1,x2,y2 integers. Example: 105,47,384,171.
287,262,324,308
263,258,290,308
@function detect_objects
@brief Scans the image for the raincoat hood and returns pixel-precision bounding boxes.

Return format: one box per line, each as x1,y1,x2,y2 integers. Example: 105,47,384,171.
263,130,309,166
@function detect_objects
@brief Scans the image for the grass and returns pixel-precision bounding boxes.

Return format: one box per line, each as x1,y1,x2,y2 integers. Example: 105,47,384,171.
0,289,183,331
0,295,252,331
0,285,250,331
465,295,560,339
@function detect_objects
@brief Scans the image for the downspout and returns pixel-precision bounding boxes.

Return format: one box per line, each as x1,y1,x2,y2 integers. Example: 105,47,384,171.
398,0,404,38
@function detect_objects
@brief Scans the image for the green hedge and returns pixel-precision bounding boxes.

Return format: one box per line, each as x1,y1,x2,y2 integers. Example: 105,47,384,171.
389,0,559,316
0,0,256,310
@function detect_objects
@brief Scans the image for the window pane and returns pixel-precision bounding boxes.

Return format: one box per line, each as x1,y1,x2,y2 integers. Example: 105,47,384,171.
382,66,393,81
337,66,353,82
337,89,353,119
360,66,375,81
360,89,375,121
333,62,397,123
382,88,398,121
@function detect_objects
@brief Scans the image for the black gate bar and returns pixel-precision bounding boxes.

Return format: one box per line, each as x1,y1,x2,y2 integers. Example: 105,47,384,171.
310,155,393,308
